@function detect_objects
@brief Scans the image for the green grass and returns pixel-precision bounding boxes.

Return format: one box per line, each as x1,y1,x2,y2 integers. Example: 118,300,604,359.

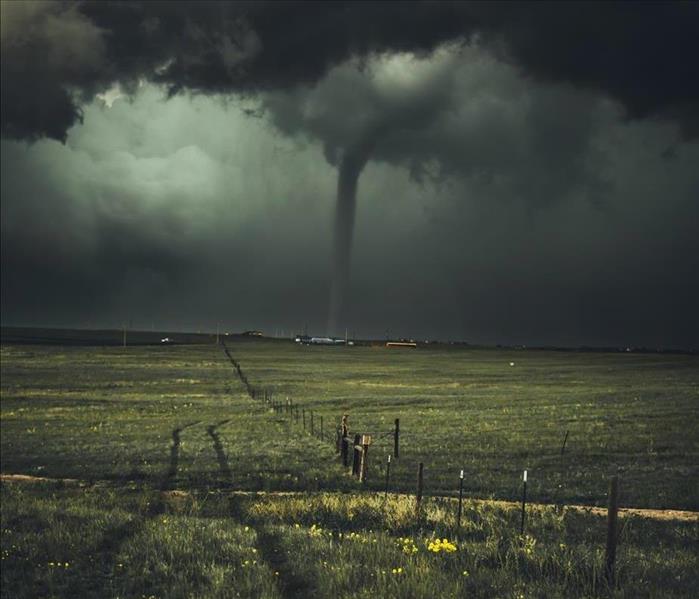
0,343,347,492
0,483,281,599
2,483,697,598
226,340,699,509
3,341,696,507
1,338,698,597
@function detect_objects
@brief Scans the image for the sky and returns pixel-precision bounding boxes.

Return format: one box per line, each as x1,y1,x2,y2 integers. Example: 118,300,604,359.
1,1,698,348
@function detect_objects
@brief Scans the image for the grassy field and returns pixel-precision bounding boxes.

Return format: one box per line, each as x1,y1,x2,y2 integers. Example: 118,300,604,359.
2,482,697,598
228,340,699,509
1,336,698,597
0,342,345,492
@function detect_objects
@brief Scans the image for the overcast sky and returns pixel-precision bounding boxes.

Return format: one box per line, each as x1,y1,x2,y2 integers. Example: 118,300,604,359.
1,1,698,348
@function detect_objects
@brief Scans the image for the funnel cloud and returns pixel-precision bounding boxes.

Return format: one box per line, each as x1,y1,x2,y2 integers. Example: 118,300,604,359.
328,135,378,335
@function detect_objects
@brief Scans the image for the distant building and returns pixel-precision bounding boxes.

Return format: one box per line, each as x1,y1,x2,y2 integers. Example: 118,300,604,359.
295,335,348,345
242,330,263,337
386,341,417,348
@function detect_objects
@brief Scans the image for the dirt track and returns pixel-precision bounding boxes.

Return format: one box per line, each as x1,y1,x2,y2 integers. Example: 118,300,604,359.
2,472,697,523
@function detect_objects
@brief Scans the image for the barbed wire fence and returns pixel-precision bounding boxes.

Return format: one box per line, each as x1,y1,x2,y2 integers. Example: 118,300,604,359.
220,340,656,585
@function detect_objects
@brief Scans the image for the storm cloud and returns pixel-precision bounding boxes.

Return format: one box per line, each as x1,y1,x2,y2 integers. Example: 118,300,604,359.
3,1,698,142
1,2,698,348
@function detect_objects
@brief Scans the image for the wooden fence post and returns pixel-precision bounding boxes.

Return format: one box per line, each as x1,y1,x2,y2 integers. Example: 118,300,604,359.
302,409,306,431
352,434,361,477
359,435,371,483
340,414,349,455
341,434,349,467
394,418,400,459
416,462,424,519
310,411,315,436
320,416,324,441
605,476,620,586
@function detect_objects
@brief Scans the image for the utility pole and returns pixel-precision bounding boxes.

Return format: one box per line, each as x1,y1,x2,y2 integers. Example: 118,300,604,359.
216,322,220,345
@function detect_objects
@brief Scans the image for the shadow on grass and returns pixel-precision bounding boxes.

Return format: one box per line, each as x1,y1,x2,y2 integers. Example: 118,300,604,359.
162,421,201,491
207,420,233,482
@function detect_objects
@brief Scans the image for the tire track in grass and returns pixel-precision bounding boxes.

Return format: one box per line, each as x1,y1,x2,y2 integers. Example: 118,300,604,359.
255,526,313,599
26,420,204,598
101,420,202,595
103,420,201,594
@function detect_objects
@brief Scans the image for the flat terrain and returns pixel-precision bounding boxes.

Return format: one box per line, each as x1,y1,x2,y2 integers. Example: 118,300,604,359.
1,336,697,598
233,340,699,509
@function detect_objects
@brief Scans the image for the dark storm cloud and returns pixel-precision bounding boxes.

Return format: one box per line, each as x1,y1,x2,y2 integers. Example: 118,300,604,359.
2,1,698,142
0,1,106,141
2,2,698,349
262,47,610,203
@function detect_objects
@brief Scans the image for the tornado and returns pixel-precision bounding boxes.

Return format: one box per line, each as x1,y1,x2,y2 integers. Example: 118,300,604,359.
327,137,376,336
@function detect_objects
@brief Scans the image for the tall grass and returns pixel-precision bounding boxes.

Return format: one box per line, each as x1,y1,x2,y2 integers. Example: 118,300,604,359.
2,484,697,598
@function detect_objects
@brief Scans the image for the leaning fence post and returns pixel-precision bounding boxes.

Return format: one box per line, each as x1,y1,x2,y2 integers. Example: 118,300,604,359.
342,433,349,467
416,462,424,520
605,475,620,586
340,414,349,456
394,418,400,459
520,469,528,536
457,469,464,528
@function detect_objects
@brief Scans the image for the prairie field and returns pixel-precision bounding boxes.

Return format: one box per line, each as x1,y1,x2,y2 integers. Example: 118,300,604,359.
1,335,697,598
